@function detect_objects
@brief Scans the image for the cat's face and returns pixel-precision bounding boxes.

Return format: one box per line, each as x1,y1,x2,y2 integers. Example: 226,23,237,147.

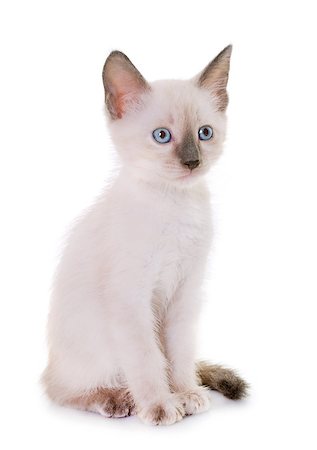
103,47,232,186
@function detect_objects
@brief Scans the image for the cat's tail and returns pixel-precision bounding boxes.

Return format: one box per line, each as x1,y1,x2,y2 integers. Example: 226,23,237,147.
196,361,248,400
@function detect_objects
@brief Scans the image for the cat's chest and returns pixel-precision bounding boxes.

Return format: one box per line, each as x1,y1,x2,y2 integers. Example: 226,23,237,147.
107,180,212,293
154,196,211,292
159,212,207,257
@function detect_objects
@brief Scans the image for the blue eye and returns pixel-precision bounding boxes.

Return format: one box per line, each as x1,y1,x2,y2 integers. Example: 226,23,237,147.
153,128,171,144
198,125,213,141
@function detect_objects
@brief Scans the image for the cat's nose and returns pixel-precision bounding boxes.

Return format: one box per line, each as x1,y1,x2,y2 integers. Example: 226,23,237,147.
183,159,200,170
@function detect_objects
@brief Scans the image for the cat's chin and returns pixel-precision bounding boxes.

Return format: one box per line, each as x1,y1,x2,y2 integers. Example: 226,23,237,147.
160,169,208,188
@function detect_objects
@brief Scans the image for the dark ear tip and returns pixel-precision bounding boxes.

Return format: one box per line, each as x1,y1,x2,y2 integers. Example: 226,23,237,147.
104,50,129,69
222,44,233,57
102,50,130,83
107,50,129,61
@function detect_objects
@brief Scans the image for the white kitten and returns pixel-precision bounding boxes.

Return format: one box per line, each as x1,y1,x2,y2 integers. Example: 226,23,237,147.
42,46,247,425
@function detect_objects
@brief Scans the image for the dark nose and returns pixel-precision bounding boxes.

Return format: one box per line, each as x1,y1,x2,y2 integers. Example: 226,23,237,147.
183,159,200,170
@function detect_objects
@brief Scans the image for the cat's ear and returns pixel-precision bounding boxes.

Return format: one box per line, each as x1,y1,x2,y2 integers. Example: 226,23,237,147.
102,51,150,119
195,45,232,111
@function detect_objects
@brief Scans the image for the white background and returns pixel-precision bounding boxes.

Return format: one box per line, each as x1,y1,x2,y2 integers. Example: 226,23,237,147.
1,1,316,448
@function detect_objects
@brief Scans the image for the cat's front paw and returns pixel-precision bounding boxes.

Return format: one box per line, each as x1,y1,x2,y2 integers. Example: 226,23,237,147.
179,386,212,416
138,394,185,426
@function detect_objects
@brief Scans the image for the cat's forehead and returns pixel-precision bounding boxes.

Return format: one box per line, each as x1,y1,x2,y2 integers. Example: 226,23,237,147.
149,79,213,125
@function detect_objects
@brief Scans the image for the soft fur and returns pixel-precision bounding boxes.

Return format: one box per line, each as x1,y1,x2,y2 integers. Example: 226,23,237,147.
42,46,247,425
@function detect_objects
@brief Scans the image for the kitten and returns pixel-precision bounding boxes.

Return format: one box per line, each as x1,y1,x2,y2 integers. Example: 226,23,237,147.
42,46,247,425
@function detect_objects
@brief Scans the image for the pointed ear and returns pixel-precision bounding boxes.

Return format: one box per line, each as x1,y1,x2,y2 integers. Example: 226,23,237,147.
102,51,150,119
196,45,232,111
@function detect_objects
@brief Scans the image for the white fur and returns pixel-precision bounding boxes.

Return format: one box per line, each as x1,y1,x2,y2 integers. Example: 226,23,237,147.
43,69,228,424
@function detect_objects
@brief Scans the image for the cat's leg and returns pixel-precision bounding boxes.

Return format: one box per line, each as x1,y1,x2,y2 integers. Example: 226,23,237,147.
107,282,185,425
164,275,212,416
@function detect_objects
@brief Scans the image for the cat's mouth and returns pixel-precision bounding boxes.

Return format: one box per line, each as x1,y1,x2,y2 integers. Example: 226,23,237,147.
177,165,201,180
178,172,192,179
162,161,205,183
177,169,201,181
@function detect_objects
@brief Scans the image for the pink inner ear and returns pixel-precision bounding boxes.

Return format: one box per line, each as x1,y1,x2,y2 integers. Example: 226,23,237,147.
113,87,136,118
103,52,150,119
108,69,146,118
114,91,125,119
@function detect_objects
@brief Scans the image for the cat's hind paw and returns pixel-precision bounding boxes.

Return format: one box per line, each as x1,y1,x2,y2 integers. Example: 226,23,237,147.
69,388,136,418
95,389,136,418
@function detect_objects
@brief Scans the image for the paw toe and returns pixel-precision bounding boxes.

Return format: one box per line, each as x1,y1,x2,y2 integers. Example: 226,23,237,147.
180,387,212,415
138,396,185,425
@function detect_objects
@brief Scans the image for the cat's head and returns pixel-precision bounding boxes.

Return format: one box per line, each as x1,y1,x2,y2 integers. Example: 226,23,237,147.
102,46,232,186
